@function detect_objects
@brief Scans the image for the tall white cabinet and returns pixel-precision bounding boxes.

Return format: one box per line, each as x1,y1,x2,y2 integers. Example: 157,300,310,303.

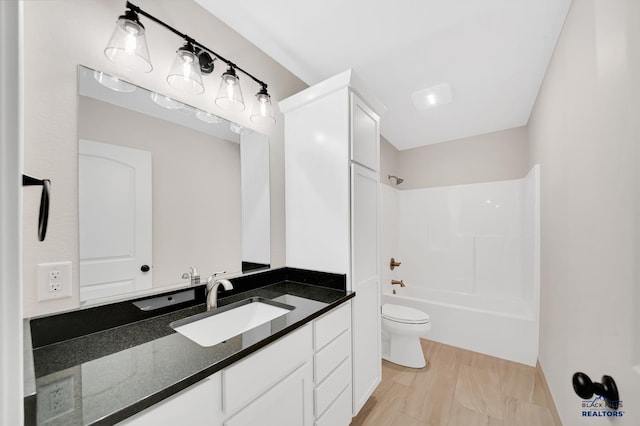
280,70,386,416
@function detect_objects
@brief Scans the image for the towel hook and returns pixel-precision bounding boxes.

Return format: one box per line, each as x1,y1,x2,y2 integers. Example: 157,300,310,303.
23,174,51,241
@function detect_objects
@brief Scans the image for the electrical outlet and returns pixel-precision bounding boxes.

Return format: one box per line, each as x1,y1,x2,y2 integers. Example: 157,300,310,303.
49,270,62,292
37,262,72,301
38,376,74,421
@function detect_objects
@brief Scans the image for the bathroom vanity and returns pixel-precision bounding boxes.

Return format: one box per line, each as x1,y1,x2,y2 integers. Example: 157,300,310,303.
24,268,354,425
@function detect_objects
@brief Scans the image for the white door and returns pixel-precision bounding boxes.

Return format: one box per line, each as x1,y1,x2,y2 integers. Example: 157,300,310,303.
79,139,152,301
351,163,381,415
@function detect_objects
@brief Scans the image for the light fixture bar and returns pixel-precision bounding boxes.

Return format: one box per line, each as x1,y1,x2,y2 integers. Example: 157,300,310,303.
125,1,268,90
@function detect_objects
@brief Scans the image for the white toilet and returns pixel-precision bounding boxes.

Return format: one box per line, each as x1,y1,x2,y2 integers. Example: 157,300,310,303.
381,303,431,368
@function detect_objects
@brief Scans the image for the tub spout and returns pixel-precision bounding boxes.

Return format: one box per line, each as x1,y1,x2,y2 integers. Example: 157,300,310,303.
391,279,405,287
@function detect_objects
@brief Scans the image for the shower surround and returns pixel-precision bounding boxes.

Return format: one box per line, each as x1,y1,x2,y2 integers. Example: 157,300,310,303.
381,166,540,365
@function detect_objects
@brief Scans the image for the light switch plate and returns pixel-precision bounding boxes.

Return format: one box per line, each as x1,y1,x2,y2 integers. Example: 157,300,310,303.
37,261,72,301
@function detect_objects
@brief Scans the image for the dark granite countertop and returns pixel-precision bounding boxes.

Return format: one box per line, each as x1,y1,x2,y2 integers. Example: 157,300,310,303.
28,269,352,425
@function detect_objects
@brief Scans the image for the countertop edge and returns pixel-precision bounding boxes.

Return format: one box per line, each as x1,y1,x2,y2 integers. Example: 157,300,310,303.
92,292,355,426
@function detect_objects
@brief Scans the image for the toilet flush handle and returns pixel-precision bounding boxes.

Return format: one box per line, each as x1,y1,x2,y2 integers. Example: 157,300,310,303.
390,258,402,270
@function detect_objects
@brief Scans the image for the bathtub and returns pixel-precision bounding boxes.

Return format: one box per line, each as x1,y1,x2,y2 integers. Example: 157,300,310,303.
382,286,539,366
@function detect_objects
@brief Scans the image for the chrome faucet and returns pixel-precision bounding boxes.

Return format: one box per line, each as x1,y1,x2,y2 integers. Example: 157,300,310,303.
206,272,233,310
181,266,200,286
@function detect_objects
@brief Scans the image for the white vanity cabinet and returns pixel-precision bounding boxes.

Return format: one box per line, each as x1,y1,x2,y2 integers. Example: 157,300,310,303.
119,302,353,426
280,69,385,416
119,375,223,425
313,303,352,425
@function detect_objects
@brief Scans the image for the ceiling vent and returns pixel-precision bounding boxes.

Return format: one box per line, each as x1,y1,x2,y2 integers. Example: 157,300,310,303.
411,83,453,110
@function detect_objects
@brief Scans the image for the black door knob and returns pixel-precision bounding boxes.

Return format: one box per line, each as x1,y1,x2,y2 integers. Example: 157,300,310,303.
572,372,620,409
140,265,150,272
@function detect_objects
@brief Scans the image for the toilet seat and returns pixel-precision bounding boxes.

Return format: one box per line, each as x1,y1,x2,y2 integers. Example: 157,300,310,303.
382,304,430,324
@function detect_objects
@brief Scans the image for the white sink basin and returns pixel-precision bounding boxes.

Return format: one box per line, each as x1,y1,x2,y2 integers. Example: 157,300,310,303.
171,298,293,347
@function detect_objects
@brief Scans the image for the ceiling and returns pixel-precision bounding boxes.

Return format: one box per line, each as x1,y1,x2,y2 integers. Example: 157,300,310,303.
196,0,572,150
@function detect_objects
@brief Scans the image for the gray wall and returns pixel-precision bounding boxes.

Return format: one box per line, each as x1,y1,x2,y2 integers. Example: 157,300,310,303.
79,97,242,290
380,136,399,187
528,0,640,423
381,126,529,190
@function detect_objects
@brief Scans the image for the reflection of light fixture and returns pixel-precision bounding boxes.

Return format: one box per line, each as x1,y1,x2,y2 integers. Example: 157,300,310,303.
195,109,222,124
216,67,245,111
104,7,152,72
250,86,276,125
104,2,275,124
93,70,136,92
167,42,204,95
150,92,183,110
229,122,252,135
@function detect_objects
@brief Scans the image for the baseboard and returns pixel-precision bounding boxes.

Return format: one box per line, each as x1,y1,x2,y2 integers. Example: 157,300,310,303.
536,360,562,425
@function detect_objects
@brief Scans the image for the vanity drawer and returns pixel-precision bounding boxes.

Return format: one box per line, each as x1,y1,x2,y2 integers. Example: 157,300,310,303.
315,384,352,426
223,324,312,415
314,329,350,383
313,302,351,350
314,358,351,417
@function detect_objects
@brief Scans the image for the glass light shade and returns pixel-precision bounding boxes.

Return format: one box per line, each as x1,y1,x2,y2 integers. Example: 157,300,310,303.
167,44,204,95
250,91,276,125
104,13,153,73
93,70,136,92
195,109,222,124
215,68,245,111
150,92,184,110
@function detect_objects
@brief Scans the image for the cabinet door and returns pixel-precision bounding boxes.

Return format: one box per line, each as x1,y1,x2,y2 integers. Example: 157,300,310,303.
224,363,313,426
118,375,222,426
350,94,379,171
350,164,381,414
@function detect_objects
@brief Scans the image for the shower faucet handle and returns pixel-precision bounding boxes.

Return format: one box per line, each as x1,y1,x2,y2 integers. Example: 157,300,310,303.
390,258,402,270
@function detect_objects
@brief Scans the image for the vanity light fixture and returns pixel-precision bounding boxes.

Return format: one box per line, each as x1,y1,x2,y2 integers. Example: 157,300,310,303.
215,66,245,111
250,85,276,125
104,7,152,73
104,2,276,124
167,42,205,95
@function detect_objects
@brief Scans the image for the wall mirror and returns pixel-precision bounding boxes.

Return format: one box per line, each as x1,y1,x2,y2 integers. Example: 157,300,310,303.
77,65,270,303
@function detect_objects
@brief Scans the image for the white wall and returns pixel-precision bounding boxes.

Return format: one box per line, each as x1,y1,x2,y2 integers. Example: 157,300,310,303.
379,184,399,291
395,174,534,304
22,0,307,317
528,0,640,424
0,1,23,424
241,132,271,265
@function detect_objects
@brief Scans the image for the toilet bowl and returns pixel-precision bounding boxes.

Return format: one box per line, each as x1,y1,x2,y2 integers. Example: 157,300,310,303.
381,303,431,368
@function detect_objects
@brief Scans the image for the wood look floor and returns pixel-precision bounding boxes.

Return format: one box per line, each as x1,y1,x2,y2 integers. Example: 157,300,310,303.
351,339,561,426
